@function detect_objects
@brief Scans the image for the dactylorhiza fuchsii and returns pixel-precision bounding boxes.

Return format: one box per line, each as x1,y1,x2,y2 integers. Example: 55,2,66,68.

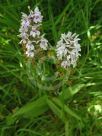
19,6,81,69
56,32,81,68
19,6,48,58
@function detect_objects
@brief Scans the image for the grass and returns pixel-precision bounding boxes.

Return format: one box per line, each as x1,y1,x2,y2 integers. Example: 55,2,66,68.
0,0,102,136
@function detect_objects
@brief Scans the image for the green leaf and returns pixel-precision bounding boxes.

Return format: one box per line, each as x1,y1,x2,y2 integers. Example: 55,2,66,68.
14,96,48,117
47,98,66,122
59,84,85,101
52,98,82,121
7,96,48,125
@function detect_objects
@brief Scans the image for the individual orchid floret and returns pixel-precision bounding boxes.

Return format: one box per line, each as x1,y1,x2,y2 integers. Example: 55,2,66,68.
40,36,48,50
25,41,34,58
30,26,40,38
33,7,43,23
19,6,48,58
56,32,81,68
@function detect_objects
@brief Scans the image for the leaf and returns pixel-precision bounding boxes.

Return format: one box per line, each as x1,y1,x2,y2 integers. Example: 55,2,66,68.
7,96,49,125
59,84,85,101
47,98,66,122
52,98,82,121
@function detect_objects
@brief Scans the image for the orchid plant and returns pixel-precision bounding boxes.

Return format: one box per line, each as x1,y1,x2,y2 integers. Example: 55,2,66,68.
19,6,81,92
19,6,81,68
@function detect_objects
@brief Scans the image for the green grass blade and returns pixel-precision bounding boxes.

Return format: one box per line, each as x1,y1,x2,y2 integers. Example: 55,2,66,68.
47,98,66,122
52,97,82,121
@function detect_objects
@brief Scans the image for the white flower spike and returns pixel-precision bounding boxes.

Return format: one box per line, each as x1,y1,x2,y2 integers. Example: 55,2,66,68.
19,6,48,58
56,32,81,68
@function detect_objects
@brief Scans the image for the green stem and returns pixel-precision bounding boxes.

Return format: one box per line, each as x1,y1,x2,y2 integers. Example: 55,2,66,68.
65,121,69,136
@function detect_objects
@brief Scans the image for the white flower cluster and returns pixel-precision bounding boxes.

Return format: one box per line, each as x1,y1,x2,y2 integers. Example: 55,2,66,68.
19,7,48,58
19,7,81,69
56,32,81,68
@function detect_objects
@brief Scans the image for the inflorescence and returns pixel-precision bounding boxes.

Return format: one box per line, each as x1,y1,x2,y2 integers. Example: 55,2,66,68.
19,6,81,69
56,32,81,68
19,6,48,58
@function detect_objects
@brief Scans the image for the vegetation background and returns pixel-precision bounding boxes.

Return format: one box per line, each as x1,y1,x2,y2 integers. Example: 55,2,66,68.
0,0,102,136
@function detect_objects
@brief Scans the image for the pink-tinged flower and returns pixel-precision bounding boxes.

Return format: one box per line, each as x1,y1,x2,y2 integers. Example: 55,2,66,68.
40,36,48,50
26,42,34,50
33,7,43,23
25,50,34,58
61,61,69,68
22,19,30,29
30,26,40,38
19,32,28,39
25,41,34,57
